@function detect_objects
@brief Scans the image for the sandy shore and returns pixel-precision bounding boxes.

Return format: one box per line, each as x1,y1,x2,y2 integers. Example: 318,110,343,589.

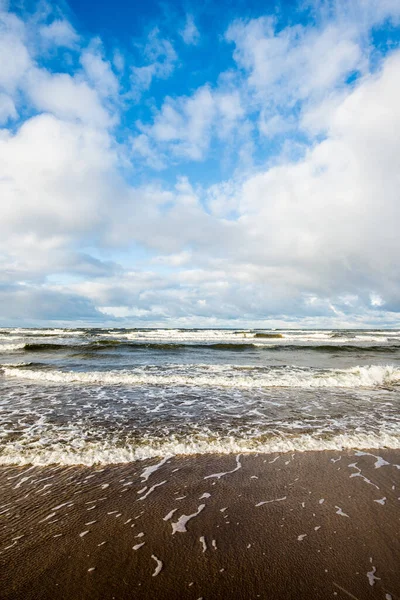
0,450,399,599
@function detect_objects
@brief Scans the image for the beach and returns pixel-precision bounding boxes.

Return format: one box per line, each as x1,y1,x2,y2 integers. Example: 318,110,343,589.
1,449,399,599
1,327,400,597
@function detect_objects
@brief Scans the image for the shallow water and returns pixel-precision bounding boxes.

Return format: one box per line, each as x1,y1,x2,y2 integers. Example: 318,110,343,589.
0,327,400,464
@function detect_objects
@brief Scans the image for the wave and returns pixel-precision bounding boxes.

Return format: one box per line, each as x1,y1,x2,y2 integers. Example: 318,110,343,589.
2,364,400,388
0,343,26,353
0,341,257,353
3,340,400,355
8,328,86,337
0,431,399,466
23,341,122,352
286,344,400,353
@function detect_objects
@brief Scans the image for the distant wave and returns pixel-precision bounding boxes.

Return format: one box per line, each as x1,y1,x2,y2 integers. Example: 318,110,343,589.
2,364,400,388
0,431,399,466
2,328,400,344
2,340,400,354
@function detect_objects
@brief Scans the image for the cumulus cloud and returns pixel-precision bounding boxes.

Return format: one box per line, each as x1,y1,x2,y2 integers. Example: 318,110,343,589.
25,69,115,126
99,49,400,323
134,86,245,162
0,113,118,238
224,0,400,138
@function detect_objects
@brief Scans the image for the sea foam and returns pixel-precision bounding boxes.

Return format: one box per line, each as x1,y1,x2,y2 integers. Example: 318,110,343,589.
0,431,399,466
2,364,400,388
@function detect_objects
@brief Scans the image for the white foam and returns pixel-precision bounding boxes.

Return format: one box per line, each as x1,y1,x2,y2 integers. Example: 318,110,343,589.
133,542,145,550
348,463,380,489
0,343,26,353
367,566,380,586
1,431,400,466
163,509,177,521
137,481,166,500
140,456,170,482
4,364,400,389
39,512,56,523
256,496,287,507
355,451,390,468
51,502,74,510
10,329,84,337
204,455,242,480
151,555,163,576
171,504,205,534
335,506,350,518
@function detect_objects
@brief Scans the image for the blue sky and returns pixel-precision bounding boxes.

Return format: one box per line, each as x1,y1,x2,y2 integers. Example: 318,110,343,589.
1,0,400,327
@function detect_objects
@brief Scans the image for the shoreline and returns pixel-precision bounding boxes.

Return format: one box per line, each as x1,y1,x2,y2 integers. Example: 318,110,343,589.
1,449,399,599
2,432,400,467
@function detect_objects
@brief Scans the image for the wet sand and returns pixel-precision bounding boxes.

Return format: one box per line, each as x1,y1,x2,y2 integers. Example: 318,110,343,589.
0,450,399,600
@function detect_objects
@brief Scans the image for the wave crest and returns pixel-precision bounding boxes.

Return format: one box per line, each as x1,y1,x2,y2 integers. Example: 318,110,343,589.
2,364,400,388
0,431,399,466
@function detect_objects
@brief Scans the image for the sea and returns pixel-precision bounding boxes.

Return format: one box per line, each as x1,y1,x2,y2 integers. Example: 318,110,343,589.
0,327,400,466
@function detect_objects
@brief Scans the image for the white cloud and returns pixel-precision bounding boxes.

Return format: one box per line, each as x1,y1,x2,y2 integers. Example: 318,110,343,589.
224,1,400,140
80,43,119,98
39,19,79,48
146,86,215,159
0,113,118,240
131,28,177,93
226,17,365,136
24,68,114,127
0,11,31,93
5,48,400,323
152,250,192,267
135,86,245,162
180,15,200,45
113,49,125,72
0,92,17,122
131,133,166,169
226,50,400,301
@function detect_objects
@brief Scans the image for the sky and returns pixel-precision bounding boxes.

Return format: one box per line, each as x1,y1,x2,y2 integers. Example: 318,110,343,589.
1,0,400,328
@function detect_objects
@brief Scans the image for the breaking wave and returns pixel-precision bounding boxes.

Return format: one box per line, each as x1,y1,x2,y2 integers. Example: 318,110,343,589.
2,364,400,388
0,343,26,353
0,431,399,466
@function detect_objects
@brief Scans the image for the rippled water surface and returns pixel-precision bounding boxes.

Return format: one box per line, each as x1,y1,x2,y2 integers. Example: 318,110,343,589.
1,327,400,464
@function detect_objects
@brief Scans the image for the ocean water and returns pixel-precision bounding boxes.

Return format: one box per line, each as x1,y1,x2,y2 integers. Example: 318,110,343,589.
0,327,400,465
